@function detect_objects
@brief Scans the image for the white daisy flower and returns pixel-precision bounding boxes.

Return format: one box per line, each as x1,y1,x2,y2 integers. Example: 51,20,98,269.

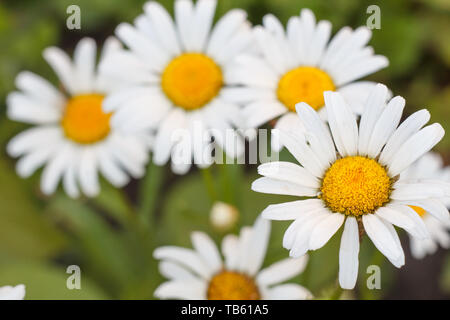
401,152,450,259
154,217,311,300
7,37,150,198
224,9,388,151
252,84,450,289
100,0,255,174
0,284,25,300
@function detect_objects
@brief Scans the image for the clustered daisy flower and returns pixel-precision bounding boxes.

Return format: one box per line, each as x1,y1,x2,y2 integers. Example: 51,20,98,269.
100,0,255,174
226,9,388,151
252,84,450,289
154,217,311,300
7,37,150,198
401,152,450,258
4,0,450,300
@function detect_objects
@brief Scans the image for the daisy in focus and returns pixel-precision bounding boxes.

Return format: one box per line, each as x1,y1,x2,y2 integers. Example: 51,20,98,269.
0,284,25,300
7,37,150,198
225,9,388,151
401,152,450,259
101,0,255,174
154,217,311,300
252,84,450,289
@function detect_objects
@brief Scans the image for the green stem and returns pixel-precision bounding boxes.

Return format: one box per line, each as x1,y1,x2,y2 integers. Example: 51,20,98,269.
138,161,164,228
201,166,217,203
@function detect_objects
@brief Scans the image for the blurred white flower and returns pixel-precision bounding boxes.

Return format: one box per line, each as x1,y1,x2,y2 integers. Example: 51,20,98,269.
100,0,256,174
7,37,151,198
401,152,450,259
154,217,311,300
226,9,388,151
252,84,449,289
0,284,25,300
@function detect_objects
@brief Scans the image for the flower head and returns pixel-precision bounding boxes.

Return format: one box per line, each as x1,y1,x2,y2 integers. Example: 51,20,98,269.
101,0,255,174
252,84,450,289
7,37,150,198
401,152,450,258
154,217,311,300
225,9,388,151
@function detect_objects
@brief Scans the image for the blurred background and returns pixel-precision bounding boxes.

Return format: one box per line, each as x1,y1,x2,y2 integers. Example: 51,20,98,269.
0,0,449,299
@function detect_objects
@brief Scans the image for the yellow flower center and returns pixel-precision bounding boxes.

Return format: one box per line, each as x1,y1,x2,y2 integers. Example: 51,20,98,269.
207,271,261,300
277,66,335,112
161,53,223,110
61,94,111,144
320,156,393,216
410,205,427,218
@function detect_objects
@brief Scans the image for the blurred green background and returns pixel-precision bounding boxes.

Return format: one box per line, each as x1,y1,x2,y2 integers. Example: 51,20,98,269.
0,0,449,299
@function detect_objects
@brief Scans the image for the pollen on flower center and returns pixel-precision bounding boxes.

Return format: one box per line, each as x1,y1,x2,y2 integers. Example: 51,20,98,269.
409,205,427,218
277,66,335,112
61,94,111,144
207,271,261,300
161,53,223,110
319,156,393,216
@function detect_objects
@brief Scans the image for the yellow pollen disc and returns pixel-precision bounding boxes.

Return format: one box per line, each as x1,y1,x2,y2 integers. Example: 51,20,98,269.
319,156,392,216
277,66,335,112
409,205,427,218
207,271,261,300
161,53,223,110
61,94,111,144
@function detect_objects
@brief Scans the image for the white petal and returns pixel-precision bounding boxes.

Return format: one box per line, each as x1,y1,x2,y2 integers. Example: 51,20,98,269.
191,231,223,274
391,182,448,200
266,284,312,300
362,214,403,264
143,1,181,55
257,161,320,189
387,123,444,176
15,71,64,107
366,96,405,158
153,109,186,165
0,284,26,300
175,0,195,51
73,37,97,92
375,206,415,230
257,255,308,286
262,199,324,221
309,213,345,250
295,102,336,164
379,109,431,166
43,47,78,94
190,0,217,51
159,261,197,281
324,91,358,157
241,217,271,276
78,148,100,197
357,83,388,155
154,280,206,300
339,217,360,289
40,144,72,195
221,234,239,270
251,177,318,197
154,246,212,279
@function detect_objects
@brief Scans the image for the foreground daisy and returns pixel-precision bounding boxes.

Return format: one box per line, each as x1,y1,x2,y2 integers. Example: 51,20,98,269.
7,37,150,198
225,9,388,151
401,152,450,259
252,84,450,289
0,284,25,300
101,0,254,174
154,217,311,300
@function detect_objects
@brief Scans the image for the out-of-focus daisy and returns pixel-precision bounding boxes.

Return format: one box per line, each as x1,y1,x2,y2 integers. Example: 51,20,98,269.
401,152,450,259
0,284,25,300
225,9,388,151
101,0,255,174
252,84,450,289
7,37,150,198
154,217,311,300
